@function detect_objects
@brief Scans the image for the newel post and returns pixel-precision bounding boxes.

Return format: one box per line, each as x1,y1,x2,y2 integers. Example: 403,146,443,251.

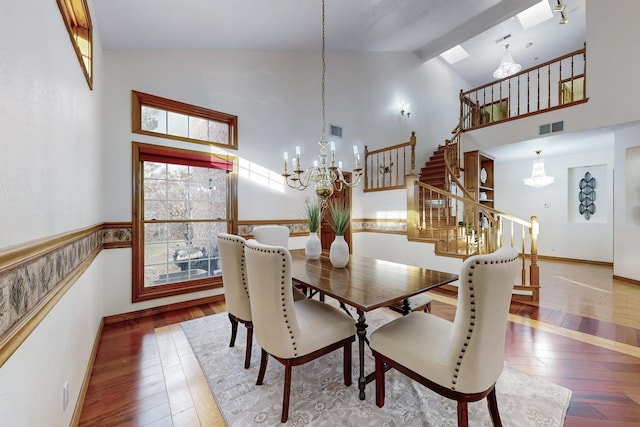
529,216,540,287
406,174,419,240
459,89,464,130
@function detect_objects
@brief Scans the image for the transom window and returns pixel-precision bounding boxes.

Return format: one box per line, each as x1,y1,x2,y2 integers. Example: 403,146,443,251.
132,142,237,302
132,91,238,150
56,0,93,89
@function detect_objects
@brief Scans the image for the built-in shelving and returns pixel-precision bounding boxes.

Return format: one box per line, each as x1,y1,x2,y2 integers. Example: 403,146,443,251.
464,150,494,208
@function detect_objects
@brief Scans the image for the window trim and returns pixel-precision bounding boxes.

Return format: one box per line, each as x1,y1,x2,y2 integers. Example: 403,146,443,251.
56,0,93,89
132,91,238,150
132,142,238,302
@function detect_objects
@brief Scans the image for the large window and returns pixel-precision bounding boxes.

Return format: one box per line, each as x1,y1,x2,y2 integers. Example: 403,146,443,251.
56,0,93,89
132,143,237,302
132,91,238,150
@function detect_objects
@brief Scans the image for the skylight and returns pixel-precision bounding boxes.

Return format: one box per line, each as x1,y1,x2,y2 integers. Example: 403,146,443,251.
516,0,553,30
440,45,470,64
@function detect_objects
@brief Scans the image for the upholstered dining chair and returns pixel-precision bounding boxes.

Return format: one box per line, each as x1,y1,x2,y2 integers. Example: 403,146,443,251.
252,224,307,301
217,233,254,369
244,240,356,423
252,225,290,248
370,247,519,427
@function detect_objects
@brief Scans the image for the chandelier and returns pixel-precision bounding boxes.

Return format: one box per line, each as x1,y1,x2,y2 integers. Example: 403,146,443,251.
282,0,363,204
523,150,555,188
493,44,521,79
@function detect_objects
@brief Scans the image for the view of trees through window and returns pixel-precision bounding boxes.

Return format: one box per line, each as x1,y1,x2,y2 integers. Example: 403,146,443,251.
141,106,230,145
132,90,237,150
142,161,228,287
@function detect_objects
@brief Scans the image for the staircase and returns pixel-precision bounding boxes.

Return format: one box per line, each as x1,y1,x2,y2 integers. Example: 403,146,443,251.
419,144,447,189
416,142,468,257
407,132,540,302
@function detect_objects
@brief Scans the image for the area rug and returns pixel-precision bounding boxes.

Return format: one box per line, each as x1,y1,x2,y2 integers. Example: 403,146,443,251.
180,307,571,426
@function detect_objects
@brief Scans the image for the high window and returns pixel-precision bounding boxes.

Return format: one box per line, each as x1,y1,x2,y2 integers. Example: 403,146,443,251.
56,0,93,89
132,91,238,150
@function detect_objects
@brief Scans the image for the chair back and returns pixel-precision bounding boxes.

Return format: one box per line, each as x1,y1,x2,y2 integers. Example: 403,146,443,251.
217,233,252,321
244,240,300,359
447,246,519,392
252,225,290,248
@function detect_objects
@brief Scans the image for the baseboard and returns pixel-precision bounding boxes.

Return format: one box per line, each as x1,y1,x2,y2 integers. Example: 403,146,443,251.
613,275,640,286
71,317,104,427
103,294,225,325
536,254,613,267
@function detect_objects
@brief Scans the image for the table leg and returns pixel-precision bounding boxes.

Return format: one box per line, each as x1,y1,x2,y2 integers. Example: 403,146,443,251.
356,310,368,400
401,298,411,315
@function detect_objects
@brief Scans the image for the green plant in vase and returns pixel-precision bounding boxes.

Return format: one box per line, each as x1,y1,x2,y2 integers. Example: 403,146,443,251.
328,200,350,267
303,200,323,259
328,200,350,236
304,201,322,233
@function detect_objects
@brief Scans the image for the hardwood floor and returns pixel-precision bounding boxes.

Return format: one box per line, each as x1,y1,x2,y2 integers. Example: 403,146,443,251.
78,259,640,426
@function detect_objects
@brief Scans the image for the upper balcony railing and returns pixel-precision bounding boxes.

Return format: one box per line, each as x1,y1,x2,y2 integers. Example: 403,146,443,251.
460,45,587,131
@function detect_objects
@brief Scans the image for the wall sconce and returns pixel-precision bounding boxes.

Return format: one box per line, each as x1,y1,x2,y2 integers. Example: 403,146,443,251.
400,102,411,118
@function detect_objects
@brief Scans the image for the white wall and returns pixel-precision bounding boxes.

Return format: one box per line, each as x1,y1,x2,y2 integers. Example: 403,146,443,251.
614,123,640,281
0,0,104,425
494,139,614,262
0,1,104,246
100,49,467,315
353,233,462,275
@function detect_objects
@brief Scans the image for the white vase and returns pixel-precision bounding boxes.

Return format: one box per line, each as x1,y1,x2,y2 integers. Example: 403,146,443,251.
329,235,349,268
305,232,322,260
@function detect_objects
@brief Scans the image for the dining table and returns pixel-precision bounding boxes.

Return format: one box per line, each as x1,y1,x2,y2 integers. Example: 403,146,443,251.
289,249,459,400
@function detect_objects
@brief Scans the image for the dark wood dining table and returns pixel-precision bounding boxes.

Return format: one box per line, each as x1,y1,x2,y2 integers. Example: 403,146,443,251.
289,249,459,400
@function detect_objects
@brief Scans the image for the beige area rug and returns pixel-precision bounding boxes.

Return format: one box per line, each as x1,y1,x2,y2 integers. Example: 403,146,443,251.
180,307,571,426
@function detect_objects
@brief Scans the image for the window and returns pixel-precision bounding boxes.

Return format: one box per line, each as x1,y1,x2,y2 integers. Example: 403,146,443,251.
132,91,238,150
132,142,238,302
56,0,93,89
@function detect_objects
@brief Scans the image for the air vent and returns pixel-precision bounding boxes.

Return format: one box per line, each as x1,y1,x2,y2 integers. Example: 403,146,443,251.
539,124,551,135
551,121,564,132
539,121,564,135
495,34,512,43
330,125,342,139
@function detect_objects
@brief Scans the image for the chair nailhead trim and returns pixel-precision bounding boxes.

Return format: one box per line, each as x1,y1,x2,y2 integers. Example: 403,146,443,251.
450,250,518,390
277,248,297,357
219,235,251,298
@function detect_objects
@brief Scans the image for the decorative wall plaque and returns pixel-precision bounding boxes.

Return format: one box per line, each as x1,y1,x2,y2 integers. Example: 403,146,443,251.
578,171,596,220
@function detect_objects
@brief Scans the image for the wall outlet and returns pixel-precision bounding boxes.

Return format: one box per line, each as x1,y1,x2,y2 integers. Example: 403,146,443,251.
63,381,69,411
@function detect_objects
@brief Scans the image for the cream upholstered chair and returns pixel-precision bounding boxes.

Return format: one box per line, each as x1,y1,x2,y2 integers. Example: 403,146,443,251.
252,225,290,248
370,247,519,427
244,240,356,423
252,224,307,301
217,233,254,369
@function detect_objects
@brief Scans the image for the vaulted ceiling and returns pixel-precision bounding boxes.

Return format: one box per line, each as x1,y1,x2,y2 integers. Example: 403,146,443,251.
94,0,590,160
94,0,585,87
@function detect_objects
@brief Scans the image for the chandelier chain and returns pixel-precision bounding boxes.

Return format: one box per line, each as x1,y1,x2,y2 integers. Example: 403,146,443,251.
280,0,363,202
321,0,326,144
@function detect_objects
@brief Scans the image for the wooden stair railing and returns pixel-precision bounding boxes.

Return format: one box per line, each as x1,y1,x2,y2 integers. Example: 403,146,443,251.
460,46,587,131
364,132,416,192
406,175,540,302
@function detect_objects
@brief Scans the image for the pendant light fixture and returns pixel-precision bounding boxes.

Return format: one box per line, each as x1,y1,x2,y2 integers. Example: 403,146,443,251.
493,44,522,79
524,150,555,188
281,0,363,205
